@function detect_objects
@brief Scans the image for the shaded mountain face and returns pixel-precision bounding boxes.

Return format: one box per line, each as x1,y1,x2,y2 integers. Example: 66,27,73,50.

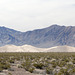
0,25,75,48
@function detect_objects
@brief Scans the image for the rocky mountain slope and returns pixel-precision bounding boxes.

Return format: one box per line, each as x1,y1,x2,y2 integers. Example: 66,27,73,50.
0,25,75,48
0,45,75,52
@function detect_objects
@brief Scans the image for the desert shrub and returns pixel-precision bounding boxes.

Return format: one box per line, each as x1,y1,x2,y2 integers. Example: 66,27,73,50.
64,58,69,62
0,68,3,72
46,67,53,74
57,72,63,75
33,63,44,69
2,64,10,69
28,67,34,73
72,60,75,64
69,68,75,74
21,61,31,71
18,65,23,68
0,62,10,71
9,60,14,63
60,68,69,75
8,73,12,75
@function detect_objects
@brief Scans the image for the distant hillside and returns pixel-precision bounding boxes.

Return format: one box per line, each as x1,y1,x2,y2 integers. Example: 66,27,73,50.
0,25,75,48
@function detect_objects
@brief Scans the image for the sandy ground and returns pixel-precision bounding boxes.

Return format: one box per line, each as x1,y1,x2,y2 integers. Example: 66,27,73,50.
0,65,43,75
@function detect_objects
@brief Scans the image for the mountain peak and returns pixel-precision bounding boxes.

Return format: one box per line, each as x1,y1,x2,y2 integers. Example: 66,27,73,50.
50,24,59,27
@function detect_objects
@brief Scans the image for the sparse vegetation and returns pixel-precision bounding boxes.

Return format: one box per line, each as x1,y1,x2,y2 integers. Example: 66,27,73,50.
0,52,75,75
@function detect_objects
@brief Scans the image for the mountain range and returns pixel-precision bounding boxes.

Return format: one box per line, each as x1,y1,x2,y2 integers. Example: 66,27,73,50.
0,25,75,48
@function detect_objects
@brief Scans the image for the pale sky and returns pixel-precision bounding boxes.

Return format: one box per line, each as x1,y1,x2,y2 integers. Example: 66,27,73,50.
0,0,75,32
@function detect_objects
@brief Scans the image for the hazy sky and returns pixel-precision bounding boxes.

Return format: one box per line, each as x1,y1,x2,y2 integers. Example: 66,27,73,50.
0,0,75,32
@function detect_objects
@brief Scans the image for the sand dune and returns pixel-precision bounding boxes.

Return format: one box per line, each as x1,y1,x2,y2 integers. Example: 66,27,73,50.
0,45,45,52
0,45,75,52
46,45,75,52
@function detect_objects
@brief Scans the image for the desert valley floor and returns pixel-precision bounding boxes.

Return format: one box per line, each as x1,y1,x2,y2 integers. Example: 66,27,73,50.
0,53,75,75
